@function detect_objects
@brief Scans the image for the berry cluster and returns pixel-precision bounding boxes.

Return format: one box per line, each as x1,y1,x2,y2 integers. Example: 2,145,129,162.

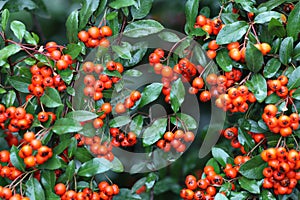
221,127,245,153
261,147,300,195
206,40,219,59
37,111,56,124
44,41,74,70
3,131,19,147
55,181,119,200
194,15,224,35
0,104,33,132
82,61,123,101
267,75,294,98
189,69,242,104
78,26,112,48
226,41,271,63
221,127,266,150
110,128,137,147
19,131,53,167
156,130,195,153
0,187,29,200
81,135,115,161
180,166,227,200
0,150,22,181
224,155,250,179
114,90,141,114
90,103,113,129
28,65,67,97
216,85,256,113
149,49,200,103
262,104,299,137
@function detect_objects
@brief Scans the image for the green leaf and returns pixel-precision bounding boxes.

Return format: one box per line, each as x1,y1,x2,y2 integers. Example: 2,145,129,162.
77,158,112,177
10,146,25,171
52,118,82,134
287,67,300,89
131,177,146,193
248,119,267,133
124,69,142,77
111,157,124,173
24,31,38,45
123,19,164,38
158,31,180,43
206,158,221,174
230,191,250,200
66,10,79,43
286,1,300,40
216,49,233,72
38,156,61,170
238,127,255,148
94,0,107,17
2,0,37,12
234,0,255,12
263,58,281,78
26,177,45,200
40,87,63,108
268,18,286,38
1,9,9,31
216,21,249,45
212,147,230,167
262,189,276,200
109,116,131,127
66,110,98,122
123,42,148,67
199,6,210,17
105,11,117,20
79,122,96,137
189,27,207,37
130,115,143,135
170,78,185,113
215,193,229,200
79,0,100,29
74,147,93,162
245,42,264,73
294,42,300,61
238,177,260,194
265,93,281,104
67,87,75,96
258,0,287,10
143,118,167,146
138,83,163,108
254,11,281,24
112,42,132,60
185,0,199,33
109,0,136,9
170,113,197,130
221,13,239,24
64,43,82,59
245,73,267,103
10,20,26,41
292,88,300,100
103,69,122,78
41,170,56,194
58,68,73,85
2,90,16,107
131,0,153,19
154,177,179,195
0,44,21,64
8,76,30,93
279,37,293,65
57,160,75,183
0,88,6,94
